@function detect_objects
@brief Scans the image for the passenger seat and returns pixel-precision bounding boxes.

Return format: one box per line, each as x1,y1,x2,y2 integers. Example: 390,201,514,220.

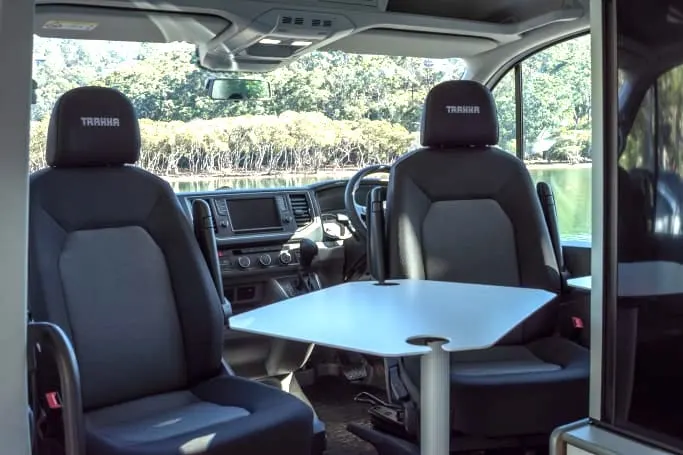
28,86,314,455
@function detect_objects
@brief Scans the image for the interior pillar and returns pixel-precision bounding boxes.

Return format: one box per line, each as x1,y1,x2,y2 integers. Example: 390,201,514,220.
0,0,35,453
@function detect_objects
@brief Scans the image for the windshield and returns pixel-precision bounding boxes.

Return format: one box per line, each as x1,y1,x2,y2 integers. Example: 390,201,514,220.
31,38,465,191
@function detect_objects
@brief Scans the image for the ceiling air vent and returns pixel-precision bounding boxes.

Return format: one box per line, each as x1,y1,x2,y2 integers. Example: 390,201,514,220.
279,14,333,28
271,11,347,33
289,193,312,228
311,18,334,27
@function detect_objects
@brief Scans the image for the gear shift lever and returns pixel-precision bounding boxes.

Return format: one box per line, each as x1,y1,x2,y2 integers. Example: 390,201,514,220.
299,238,318,271
297,239,319,292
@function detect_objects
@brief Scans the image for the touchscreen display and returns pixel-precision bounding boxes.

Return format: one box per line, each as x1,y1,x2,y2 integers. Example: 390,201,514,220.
227,197,281,232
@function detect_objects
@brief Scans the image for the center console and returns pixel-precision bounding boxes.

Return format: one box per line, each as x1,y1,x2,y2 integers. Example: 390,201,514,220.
185,190,321,269
220,239,323,311
218,245,300,276
180,188,330,309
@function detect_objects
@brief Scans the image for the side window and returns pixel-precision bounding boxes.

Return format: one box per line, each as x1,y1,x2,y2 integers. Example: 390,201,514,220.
491,34,592,241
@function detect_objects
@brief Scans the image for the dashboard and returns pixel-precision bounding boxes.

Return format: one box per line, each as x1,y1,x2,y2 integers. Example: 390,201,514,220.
176,178,384,285
175,178,385,378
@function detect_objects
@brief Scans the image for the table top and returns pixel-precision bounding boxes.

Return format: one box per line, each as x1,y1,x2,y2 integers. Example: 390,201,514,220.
229,279,556,357
567,261,683,297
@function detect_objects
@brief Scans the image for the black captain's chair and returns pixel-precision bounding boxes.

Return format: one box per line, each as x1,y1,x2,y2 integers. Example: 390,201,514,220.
383,81,590,443
28,86,314,455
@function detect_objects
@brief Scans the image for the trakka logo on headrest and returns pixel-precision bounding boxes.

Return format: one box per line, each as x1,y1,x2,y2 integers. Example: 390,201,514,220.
445,105,480,114
80,117,120,127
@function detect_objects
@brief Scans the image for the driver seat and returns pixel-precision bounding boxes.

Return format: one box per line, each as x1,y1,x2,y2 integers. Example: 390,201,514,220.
384,80,589,439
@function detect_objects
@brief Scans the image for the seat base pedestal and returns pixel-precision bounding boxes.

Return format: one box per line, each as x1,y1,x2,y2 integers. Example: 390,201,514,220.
347,423,419,455
349,422,552,454
312,414,327,454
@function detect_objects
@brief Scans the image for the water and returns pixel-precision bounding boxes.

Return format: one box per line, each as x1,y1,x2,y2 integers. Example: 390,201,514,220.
528,167,592,241
169,166,592,241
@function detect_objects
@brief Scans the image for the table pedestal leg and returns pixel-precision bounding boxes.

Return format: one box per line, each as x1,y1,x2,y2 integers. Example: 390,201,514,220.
420,341,450,455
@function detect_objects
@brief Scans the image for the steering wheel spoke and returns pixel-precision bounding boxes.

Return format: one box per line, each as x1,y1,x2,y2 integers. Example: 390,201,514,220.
344,164,391,241
355,202,367,218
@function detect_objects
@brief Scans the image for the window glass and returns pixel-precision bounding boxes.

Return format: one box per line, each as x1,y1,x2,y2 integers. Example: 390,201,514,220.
30,37,466,192
523,35,592,241
612,0,683,449
522,36,592,164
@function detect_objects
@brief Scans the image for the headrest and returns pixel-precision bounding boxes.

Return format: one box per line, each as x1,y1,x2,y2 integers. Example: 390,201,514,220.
47,86,140,167
420,80,499,148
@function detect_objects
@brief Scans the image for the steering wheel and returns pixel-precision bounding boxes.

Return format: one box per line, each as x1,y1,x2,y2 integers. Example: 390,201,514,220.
344,164,391,240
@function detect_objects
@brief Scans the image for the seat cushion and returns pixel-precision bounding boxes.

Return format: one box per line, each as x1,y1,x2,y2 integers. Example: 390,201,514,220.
401,336,589,437
85,375,314,455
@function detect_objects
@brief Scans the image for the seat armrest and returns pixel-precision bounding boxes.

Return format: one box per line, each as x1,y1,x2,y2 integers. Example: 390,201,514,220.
536,181,568,291
192,199,226,299
27,321,86,455
367,186,388,283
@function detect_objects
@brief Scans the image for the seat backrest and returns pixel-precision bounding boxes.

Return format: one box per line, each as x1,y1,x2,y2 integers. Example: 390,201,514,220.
28,87,225,411
386,80,561,293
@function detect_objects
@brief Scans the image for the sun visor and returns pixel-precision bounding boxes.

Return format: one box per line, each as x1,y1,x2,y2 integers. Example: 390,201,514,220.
35,5,231,44
322,29,498,58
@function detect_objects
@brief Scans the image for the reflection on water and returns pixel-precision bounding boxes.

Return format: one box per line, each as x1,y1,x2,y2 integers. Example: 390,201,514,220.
529,167,591,241
172,175,327,192
168,166,591,241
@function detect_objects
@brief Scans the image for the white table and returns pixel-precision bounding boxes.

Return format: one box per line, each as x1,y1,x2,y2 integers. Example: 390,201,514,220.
230,279,555,455
567,261,683,296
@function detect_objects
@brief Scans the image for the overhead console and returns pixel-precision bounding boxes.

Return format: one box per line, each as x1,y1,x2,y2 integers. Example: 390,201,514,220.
201,9,355,72
193,0,584,72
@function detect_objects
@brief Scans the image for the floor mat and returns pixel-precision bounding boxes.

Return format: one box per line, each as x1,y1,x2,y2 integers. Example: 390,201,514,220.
304,376,548,455
305,376,378,455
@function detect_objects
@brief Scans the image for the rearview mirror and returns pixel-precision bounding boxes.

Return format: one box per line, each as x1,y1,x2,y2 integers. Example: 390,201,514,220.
206,78,271,101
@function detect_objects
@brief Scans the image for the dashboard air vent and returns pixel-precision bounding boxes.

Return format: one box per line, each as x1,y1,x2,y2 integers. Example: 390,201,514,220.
289,193,312,228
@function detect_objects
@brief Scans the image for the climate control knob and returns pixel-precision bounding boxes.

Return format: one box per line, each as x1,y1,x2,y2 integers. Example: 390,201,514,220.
279,251,292,265
237,256,251,269
259,254,272,266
